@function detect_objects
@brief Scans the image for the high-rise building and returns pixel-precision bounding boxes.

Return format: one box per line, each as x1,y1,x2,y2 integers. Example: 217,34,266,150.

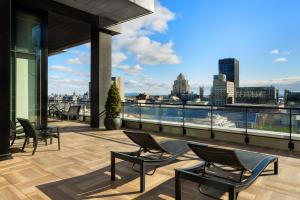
171,73,190,97
219,58,239,98
236,87,278,104
212,74,235,105
199,86,204,100
111,77,124,101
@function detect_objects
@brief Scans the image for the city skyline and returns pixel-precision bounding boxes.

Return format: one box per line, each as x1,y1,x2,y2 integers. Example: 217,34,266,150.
49,0,300,95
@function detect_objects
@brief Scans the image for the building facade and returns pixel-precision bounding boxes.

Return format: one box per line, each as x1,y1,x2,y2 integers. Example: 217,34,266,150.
199,86,204,100
171,73,190,98
212,74,235,105
236,87,278,104
219,58,239,98
284,90,300,106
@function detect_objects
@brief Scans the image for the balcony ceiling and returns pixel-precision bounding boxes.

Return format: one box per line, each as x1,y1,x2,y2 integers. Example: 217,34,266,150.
52,0,154,27
16,0,154,53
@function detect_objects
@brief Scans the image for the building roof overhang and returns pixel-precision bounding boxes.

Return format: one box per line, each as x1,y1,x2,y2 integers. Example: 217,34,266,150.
15,0,154,54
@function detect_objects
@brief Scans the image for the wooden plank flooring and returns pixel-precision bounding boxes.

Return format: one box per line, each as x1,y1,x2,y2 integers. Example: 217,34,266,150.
1,121,300,200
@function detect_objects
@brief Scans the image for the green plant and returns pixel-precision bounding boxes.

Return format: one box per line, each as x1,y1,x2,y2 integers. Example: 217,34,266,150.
105,81,121,118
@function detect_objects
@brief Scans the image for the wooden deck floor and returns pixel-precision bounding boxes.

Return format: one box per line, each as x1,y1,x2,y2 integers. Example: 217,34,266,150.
1,121,300,200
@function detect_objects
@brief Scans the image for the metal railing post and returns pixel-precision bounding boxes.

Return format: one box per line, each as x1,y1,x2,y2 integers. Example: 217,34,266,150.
210,105,215,139
121,102,125,127
159,103,162,132
245,107,249,144
139,103,142,129
288,108,294,151
182,104,186,135
83,104,86,122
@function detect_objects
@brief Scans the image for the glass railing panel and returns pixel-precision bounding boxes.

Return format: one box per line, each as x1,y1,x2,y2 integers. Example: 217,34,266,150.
247,108,290,135
123,103,140,121
292,108,300,135
184,106,211,129
160,104,183,125
140,104,160,123
212,106,246,132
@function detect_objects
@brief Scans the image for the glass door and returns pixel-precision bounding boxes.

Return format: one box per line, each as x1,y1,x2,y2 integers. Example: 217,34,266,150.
11,12,42,124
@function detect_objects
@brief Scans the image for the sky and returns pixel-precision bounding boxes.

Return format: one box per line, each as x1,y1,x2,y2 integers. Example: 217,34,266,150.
49,0,300,95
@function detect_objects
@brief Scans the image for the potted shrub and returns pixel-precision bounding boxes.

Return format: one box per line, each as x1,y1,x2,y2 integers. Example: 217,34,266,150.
104,81,122,130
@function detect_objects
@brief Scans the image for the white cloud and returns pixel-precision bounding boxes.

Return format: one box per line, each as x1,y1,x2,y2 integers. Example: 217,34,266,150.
49,76,88,95
270,49,279,55
243,76,300,86
273,57,288,63
49,65,89,78
67,58,82,65
112,52,127,67
49,65,73,73
115,64,143,75
113,0,180,66
125,79,172,95
66,50,90,65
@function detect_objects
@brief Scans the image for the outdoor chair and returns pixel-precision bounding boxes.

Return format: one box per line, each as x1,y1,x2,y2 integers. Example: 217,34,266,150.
17,118,60,155
175,142,278,200
48,104,63,118
59,105,81,120
111,131,190,192
10,120,24,146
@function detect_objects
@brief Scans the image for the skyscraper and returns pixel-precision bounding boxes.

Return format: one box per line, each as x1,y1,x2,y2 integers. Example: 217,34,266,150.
171,73,190,97
219,58,239,93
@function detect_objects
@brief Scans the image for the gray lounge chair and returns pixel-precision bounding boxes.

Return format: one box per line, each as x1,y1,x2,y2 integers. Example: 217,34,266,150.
59,105,81,120
111,131,190,192
175,142,278,200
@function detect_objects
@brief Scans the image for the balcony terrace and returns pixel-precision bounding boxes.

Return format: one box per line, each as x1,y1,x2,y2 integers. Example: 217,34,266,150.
3,120,300,200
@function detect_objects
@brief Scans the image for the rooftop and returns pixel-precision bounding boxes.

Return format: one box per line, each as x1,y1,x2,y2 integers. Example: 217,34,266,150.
2,121,300,200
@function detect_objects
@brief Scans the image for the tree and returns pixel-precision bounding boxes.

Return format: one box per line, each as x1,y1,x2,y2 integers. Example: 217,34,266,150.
105,81,121,118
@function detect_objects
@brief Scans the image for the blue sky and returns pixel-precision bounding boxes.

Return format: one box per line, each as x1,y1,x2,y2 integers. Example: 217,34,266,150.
49,0,300,95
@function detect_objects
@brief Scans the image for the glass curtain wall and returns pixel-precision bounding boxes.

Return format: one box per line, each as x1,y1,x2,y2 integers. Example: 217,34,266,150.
11,12,42,124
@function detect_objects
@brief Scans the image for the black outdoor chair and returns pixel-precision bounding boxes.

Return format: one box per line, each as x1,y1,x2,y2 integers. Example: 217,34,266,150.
10,120,24,146
17,118,60,155
175,142,278,200
111,131,190,192
59,105,81,120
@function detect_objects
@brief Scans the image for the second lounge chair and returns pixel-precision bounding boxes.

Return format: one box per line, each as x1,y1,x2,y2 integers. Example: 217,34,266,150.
175,142,278,200
111,131,190,192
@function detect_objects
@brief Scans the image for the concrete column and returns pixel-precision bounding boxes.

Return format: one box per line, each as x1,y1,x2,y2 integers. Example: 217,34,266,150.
0,0,11,159
90,27,112,128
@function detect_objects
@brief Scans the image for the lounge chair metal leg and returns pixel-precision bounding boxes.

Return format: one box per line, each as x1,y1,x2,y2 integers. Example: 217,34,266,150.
274,160,278,175
11,133,16,146
175,170,181,200
22,137,28,152
32,140,38,155
140,163,145,192
111,152,116,181
229,188,237,200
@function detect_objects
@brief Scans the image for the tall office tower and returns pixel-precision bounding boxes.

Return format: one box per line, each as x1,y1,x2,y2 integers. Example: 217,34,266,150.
219,58,239,98
212,74,235,105
111,77,124,101
199,86,204,100
171,73,190,97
